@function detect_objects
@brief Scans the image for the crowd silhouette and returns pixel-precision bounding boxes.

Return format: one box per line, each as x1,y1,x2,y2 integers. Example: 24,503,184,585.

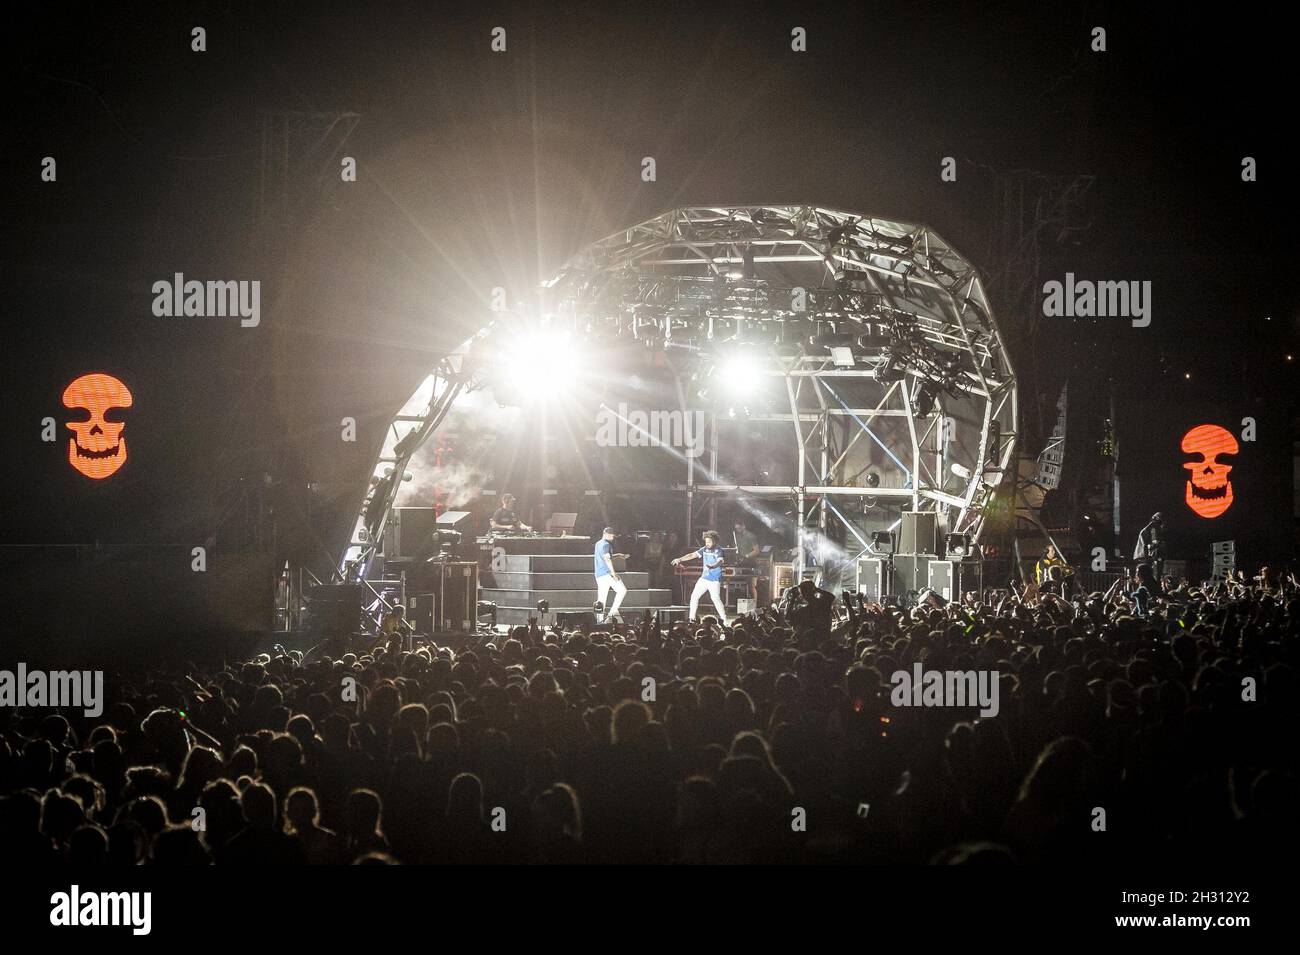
2,566,1296,864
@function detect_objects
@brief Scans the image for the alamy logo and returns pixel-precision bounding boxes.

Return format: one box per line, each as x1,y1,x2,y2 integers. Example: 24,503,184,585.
595,403,706,458
50,886,151,935
1042,273,1151,327
0,665,103,717
890,663,999,717
151,273,260,327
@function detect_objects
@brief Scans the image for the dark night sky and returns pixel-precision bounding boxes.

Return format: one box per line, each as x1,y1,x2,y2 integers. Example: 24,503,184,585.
3,0,1297,558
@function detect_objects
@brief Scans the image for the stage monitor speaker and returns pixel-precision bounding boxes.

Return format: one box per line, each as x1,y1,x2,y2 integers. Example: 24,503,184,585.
306,583,364,635
556,610,597,630
898,511,937,555
927,559,956,600
656,607,689,627
384,507,439,559
856,558,886,603
891,555,935,593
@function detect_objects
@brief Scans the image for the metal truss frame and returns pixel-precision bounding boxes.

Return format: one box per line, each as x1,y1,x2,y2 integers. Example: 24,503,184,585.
346,206,1017,586
339,327,491,582
545,205,1018,576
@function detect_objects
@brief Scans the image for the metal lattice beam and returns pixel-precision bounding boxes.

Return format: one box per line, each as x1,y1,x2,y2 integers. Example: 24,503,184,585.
543,206,1019,569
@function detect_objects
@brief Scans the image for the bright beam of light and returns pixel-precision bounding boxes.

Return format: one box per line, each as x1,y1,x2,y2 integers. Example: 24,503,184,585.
504,330,583,397
717,351,763,398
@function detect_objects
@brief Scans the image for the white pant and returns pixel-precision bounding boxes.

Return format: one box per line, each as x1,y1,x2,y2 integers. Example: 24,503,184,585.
689,577,727,624
596,574,627,617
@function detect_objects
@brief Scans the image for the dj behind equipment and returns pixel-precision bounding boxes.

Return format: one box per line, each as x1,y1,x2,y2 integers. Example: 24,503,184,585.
733,520,761,562
489,493,531,533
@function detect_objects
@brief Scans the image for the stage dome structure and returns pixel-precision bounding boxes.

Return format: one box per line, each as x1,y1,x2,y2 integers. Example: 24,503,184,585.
341,205,1016,587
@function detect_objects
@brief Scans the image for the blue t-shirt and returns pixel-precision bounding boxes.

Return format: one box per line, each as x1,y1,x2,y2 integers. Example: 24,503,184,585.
594,540,613,578
698,546,724,582
1129,584,1150,617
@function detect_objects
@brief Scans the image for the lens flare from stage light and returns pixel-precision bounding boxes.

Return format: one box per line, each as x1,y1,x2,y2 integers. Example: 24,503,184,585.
502,330,582,398
717,350,763,398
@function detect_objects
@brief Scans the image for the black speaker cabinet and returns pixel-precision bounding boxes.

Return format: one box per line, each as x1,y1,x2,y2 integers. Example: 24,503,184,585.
383,507,439,560
407,592,436,635
402,563,478,633
927,559,956,600
306,583,364,635
856,558,886,603
891,554,935,593
438,561,478,632
656,607,689,627
556,610,598,630
898,511,937,555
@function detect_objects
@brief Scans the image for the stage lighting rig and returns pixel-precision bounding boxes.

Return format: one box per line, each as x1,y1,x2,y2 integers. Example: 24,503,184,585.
824,220,858,247
488,325,585,404
834,266,873,286
350,207,1018,582
873,352,906,383
717,348,764,399
913,383,939,417
863,470,882,507
428,529,463,560
856,325,893,349
727,247,758,281
830,346,855,368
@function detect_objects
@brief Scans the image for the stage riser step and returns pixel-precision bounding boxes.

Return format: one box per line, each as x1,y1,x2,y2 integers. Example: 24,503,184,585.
498,555,619,573
484,571,650,590
491,537,592,556
481,589,673,609
495,606,686,627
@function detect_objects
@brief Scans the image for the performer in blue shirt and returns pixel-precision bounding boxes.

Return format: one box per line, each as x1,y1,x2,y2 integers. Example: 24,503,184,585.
593,527,629,623
671,530,728,625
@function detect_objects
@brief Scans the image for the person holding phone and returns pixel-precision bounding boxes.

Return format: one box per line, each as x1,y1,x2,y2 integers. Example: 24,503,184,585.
672,530,728,625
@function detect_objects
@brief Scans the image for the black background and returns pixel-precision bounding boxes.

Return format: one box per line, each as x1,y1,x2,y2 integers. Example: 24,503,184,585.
3,0,1296,563
1118,401,1292,568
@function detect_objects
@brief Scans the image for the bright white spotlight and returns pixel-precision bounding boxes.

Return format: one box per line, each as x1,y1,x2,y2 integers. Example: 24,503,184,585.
717,350,763,398
504,330,582,397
